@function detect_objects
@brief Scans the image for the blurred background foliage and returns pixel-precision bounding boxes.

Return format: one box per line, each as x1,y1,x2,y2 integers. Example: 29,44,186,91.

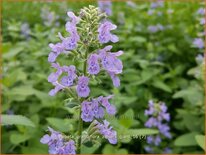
1,0,205,154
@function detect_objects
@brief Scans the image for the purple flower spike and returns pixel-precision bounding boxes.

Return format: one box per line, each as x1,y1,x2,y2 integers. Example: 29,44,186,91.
96,120,117,144
88,54,100,75
48,43,64,62
144,100,171,152
98,21,119,43
76,76,90,97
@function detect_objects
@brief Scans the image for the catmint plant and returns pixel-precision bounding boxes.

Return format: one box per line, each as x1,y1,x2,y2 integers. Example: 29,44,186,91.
41,5,123,154
144,100,172,153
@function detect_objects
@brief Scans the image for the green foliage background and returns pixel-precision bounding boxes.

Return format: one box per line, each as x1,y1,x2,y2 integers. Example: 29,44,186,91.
1,1,205,154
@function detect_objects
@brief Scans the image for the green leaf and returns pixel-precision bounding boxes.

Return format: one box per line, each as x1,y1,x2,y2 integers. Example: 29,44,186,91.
174,132,198,146
119,109,134,128
103,144,128,154
195,135,205,151
152,80,172,93
10,133,31,145
46,117,74,132
126,128,159,136
1,115,35,127
3,46,24,59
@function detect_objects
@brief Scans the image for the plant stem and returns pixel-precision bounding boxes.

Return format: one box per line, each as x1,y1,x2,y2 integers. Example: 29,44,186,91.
77,47,88,154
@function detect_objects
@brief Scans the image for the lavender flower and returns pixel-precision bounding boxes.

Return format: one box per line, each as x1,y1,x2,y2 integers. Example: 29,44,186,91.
95,120,117,144
81,95,116,122
87,54,100,75
197,8,205,15
98,21,119,43
144,100,171,153
200,18,205,25
61,65,77,87
193,38,204,49
148,24,164,33
76,76,90,97
40,127,76,154
48,43,65,63
98,46,123,74
20,22,30,39
48,63,63,83
98,0,112,16
49,82,65,96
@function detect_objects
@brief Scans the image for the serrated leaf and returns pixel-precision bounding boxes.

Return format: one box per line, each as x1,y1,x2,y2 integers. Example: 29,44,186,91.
195,135,205,151
1,115,35,127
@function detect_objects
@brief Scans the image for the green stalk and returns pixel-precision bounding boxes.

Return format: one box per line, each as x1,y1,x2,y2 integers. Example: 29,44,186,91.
77,47,88,154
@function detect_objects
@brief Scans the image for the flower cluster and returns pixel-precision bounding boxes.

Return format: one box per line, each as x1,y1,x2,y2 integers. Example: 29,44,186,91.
98,0,112,16
94,120,117,144
40,127,76,154
193,7,205,49
81,95,116,122
144,100,171,153
193,38,204,49
42,5,122,154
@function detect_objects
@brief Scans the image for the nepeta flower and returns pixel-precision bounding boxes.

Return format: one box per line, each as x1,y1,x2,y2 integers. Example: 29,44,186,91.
40,127,76,154
61,65,77,87
98,0,112,16
193,38,204,49
98,45,123,87
49,82,65,96
197,8,205,15
144,100,171,153
98,95,116,115
95,120,117,144
21,22,30,39
58,32,79,51
98,21,119,43
200,18,205,25
76,76,90,97
81,95,116,122
108,72,120,87
98,45,123,74
48,63,63,83
88,54,100,75
148,24,164,33
48,43,65,63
